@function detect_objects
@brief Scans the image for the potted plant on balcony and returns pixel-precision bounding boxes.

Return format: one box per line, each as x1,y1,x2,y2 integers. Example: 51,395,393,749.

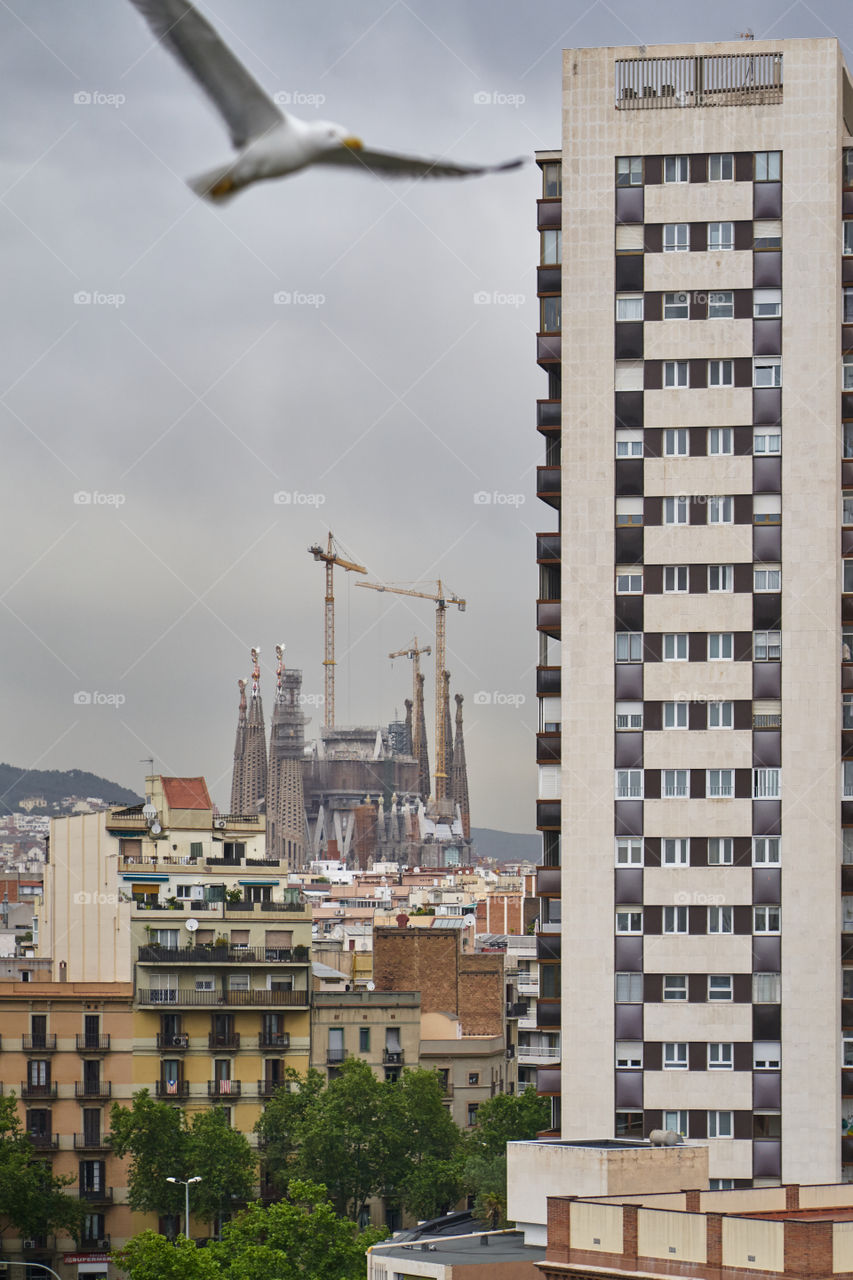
292,944,309,962
225,888,243,905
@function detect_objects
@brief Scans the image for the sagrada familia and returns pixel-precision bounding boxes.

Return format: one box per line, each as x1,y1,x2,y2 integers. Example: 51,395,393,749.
229,647,471,871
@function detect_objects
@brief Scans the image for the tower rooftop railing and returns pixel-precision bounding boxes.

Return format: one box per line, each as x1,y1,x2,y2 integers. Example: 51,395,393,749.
615,52,782,108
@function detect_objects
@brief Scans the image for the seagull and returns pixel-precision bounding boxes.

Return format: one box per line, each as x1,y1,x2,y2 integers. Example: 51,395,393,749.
126,0,526,202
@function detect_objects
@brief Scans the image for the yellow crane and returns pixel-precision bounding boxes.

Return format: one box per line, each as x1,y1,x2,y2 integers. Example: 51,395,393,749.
388,637,432,708
307,533,367,730
357,580,466,800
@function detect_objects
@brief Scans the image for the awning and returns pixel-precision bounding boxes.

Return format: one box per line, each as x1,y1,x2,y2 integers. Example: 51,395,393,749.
121,874,168,883
237,880,279,886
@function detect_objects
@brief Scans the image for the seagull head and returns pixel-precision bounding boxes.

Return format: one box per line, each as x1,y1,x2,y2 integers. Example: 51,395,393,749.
317,121,363,154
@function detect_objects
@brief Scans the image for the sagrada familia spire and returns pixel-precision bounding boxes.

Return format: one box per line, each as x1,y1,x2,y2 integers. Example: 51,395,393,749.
229,677,248,814
231,647,267,814
266,644,308,871
451,693,470,839
415,671,431,800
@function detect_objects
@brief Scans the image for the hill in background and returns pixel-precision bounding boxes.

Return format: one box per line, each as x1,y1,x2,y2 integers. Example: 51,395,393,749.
0,763,142,815
470,827,538,863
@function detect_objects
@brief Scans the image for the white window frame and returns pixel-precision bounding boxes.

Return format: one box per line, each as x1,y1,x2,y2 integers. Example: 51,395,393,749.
615,769,643,799
663,633,688,661
754,630,781,660
708,221,734,251
663,769,689,798
753,429,781,454
615,838,643,866
708,360,734,388
664,1109,689,1136
708,291,734,319
617,156,643,186
845,760,853,799
708,701,733,729
663,223,690,252
663,701,688,730
662,837,689,866
708,975,733,1002
754,906,781,934
616,293,644,321
708,1042,733,1070
709,905,733,934
708,564,733,592
708,427,733,455
708,1110,733,1138
663,1042,688,1069
664,155,689,183
754,1041,781,1069
663,495,690,525
754,288,781,318
844,355,853,392
616,569,643,594
663,905,688,934
754,357,782,388
664,565,689,593
709,153,733,181
664,360,689,387
707,768,734,798
708,837,733,865
845,222,853,256
754,567,781,592
615,908,643,934
753,837,781,865
753,973,781,1003
615,701,643,731
754,151,781,181
663,975,687,1001
616,429,644,458
615,971,643,1002
663,428,689,456
615,1040,644,1068
754,768,781,799
615,632,643,662
707,632,733,660
708,495,734,523
541,228,562,265
663,291,689,320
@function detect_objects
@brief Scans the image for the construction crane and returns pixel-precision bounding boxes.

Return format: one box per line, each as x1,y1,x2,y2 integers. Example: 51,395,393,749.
388,637,432,710
357,580,465,800
307,534,367,730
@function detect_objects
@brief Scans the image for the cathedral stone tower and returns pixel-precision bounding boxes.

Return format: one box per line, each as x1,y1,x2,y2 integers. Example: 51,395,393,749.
266,644,308,871
233,647,267,814
451,692,471,840
229,677,248,814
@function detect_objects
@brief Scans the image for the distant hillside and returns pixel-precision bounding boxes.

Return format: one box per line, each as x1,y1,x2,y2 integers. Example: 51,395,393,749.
0,763,142,815
471,827,539,863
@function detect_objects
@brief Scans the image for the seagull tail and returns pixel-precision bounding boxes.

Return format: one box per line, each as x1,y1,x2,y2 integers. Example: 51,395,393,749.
187,162,241,203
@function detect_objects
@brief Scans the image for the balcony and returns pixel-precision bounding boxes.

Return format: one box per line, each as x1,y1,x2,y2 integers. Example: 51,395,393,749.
383,1050,404,1065
209,1032,241,1051
536,732,561,764
208,1080,241,1099
259,1032,290,1051
536,800,561,829
517,974,540,996
23,1034,56,1052
79,1234,110,1251
106,806,148,830
78,1187,113,1205
536,466,561,508
76,1034,111,1053
75,1081,111,1100
536,399,561,429
517,1045,561,1066
615,51,783,110
507,1001,529,1020
326,1050,348,1065
537,666,561,696
155,1080,190,1098
74,1134,111,1152
139,945,298,964
536,533,560,563
257,1078,286,1098
536,601,560,639
20,1082,57,1099
537,867,561,897
537,335,561,364
138,988,308,1008
156,1032,190,1050
28,1133,59,1150
754,713,782,728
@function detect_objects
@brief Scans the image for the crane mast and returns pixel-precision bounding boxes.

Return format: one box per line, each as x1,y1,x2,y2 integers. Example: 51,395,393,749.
307,534,367,730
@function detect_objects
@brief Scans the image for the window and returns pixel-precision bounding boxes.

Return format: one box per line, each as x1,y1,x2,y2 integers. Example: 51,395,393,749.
663,223,690,252
616,769,643,798
709,906,733,933
663,702,688,729
754,567,781,591
228,972,249,991
708,633,733,660
664,1042,688,1069
708,495,734,523
615,838,643,865
753,837,781,865
754,151,781,181
663,905,688,933
708,837,733,865
708,360,734,388
846,289,853,325
753,972,781,1003
754,630,781,660
664,155,689,183
616,156,643,186
616,568,643,594
467,1103,479,1126
847,561,853,594
845,760,853,798
754,219,782,249
615,701,643,730
754,357,781,387
468,1072,480,1086
753,429,781,454
615,1041,643,1068
664,360,689,387
541,229,562,264
664,1110,689,1136
615,632,643,662
846,151,853,188
616,429,644,457
616,908,643,934
754,768,780,798
754,288,781,318
710,1178,735,1191
664,495,689,525
709,153,734,181
844,493,853,526
664,291,689,319
707,768,734,797
754,1041,781,1069
708,221,734,251
616,292,643,321
663,769,688,798
664,565,689,593
542,162,562,197
663,633,688,661
664,428,689,456
708,975,733,1001
708,701,733,729
358,1027,370,1053
663,975,687,1001
708,564,733,592
616,497,644,525
754,906,781,933
845,223,853,256
708,430,733,458
710,292,733,319
662,837,689,865
615,1111,643,1137
195,974,215,992
541,296,561,332
708,1110,733,1138
615,972,643,1002
708,1042,734,1070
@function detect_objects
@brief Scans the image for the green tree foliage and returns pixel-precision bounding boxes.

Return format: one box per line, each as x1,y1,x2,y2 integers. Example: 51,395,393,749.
0,1094,83,1241
109,1092,256,1223
114,1181,387,1280
463,1086,551,1226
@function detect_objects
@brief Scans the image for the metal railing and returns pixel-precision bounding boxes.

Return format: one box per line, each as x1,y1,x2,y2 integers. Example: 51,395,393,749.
75,1081,111,1099
20,1082,57,1098
139,945,298,964
208,1032,240,1050
208,1080,241,1098
28,1133,59,1149
615,52,783,109
138,988,307,1007
257,1078,285,1097
155,1080,190,1098
259,1032,290,1050
156,1032,190,1049
76,1034,111,1052
382,1050,404,1065
74,1133,111,1150
78,1187,113,1203
23,1034,56,1051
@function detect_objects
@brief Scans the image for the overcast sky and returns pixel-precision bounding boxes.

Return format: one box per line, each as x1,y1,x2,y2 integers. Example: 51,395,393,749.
1,0,849,834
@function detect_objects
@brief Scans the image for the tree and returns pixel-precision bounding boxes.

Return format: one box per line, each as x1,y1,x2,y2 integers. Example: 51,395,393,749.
109,1092,256,1225
254,1066,325,1193
114,1181,388,1280
0,1094,83,1242
390,1068,464,1220
463,1086,551,1225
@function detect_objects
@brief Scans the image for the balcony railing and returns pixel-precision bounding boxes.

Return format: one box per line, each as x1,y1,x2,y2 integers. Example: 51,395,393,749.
23,1034,56,1052
78,1187,113,1204
74,1133,111,1151
21,1082,57,1098
75,1081,111,1099
615,52,783,109
156,1032,190,1050
507,1001,529,1019
754,714,781,728
209,1032,241,1050
76,1034,111,1052
138,988,307,1007
259,1032,290,1050
382,1050,404,1065
257,1078,285,1097
28,1133,59,1149
156,1080,190,1098
139,945,298,964
208,1080,241,1098
79,1234,110,1251
326,1050,347,1065
517,1045,561,1064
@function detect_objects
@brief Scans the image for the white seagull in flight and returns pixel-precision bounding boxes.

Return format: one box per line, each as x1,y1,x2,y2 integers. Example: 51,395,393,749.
126,0,526,202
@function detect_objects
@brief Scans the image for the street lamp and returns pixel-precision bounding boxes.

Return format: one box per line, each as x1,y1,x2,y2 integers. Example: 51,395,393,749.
166,1175,202,1237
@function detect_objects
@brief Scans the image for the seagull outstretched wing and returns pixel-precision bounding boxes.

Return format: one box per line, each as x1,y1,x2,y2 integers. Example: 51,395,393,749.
314,148,526,180
127,0,284,148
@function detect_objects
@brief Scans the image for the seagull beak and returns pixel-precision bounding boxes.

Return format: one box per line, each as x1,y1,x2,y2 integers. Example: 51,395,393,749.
342,136,364,151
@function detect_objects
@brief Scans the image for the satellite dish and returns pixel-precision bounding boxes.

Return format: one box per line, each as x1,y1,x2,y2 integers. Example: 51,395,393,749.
150,821,162,836
366,981,375,991
185,918,199,932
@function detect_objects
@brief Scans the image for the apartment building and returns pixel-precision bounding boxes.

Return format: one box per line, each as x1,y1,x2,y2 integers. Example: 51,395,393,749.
536,37,851,1185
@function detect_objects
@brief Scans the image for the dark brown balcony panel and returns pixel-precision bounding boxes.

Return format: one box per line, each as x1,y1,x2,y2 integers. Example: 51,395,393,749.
753,730,781,768
843,1070,853,1097
843,1000,853,1028
754,525,782,564
536,732,561,764
537,666,561,696
537,199,561,228
754,1072,781,1109
753,457,782,492
754,251,781,288
537,465,561,506
754,663,781,699
615,1004,643,1038
537,600,560,637
614,868,643,904
537,399,561,429
615,459,644,496
536,1066,561,1095
615,390,643,429
537,335,561,363
754,182,782,218
754,595,782,631
753,1140,781,1178
753,318,782,355
537,867,561,897
843,865,853,895
753,388,782,425
537,266,561,293
537,934,561,962
753,1004,781,1039
536,800,560,830
615,322,644,359
616,186,644,224
615,255,643,292
753,868,782,903
537,533,560,562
